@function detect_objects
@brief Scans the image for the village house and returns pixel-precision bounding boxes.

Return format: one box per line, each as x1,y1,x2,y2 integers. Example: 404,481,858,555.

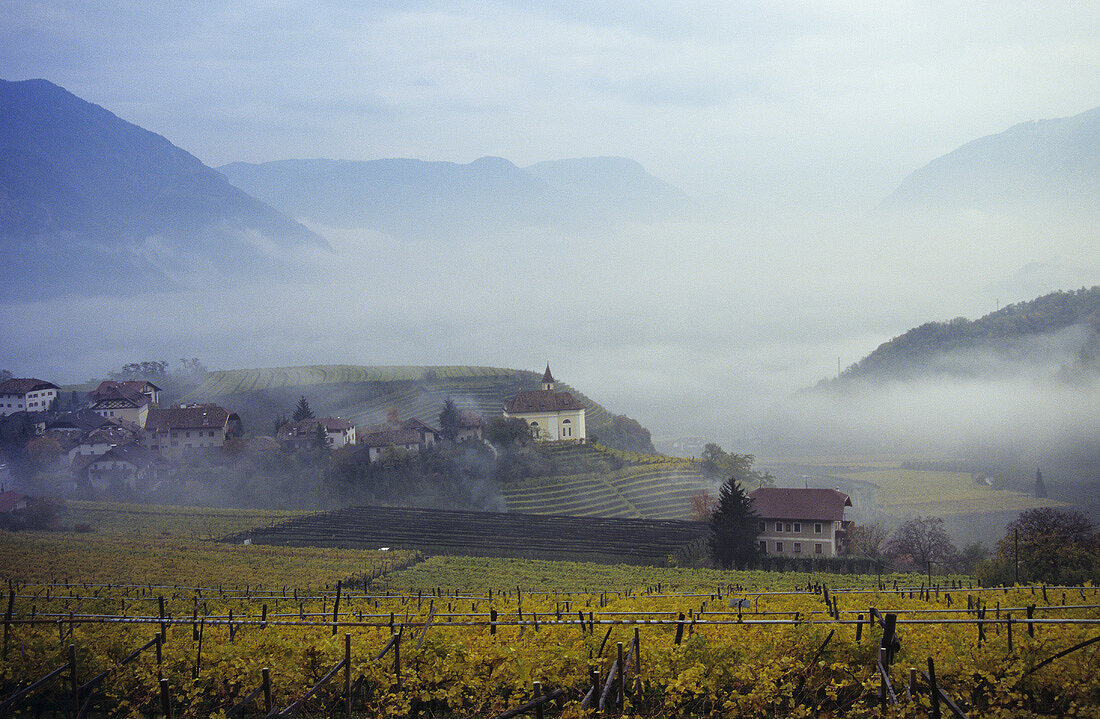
78,445,162,492
142,404,240,458
749,487,853,558
89,380,162,428
277,417,358,450
502,365,586,442
67,423,139,465
400,418,442,447
0,378,59,416
455,410,484,441
360,427,422,463
0,490,29,515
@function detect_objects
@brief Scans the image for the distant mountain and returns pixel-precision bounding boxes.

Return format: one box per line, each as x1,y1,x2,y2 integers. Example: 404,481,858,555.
880,106,1100,214
218,155,690,238
827,287,1100,385
0,79,327,299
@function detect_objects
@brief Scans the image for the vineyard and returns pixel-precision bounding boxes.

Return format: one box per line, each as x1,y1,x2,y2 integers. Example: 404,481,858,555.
1,567,1097,718
2,501,1098,718
500,444,711,520
228,505,711,566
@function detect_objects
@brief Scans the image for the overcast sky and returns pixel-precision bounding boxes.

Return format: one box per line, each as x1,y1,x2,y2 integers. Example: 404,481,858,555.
3,1,1098,207
2,1,1099,447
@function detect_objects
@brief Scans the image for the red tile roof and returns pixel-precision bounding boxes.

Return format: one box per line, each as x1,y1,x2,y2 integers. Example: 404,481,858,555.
0,378,58,396
748,488,852,522
504,389,585,413
90,384,151,408
277,417,354,439
145,405,233,431
94,380,161,399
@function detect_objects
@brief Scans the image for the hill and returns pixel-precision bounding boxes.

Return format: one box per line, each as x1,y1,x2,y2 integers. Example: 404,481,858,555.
0,78,327,299
180,364,656,454
217,155,689,238
828,287,1100,384
880,106,1100,215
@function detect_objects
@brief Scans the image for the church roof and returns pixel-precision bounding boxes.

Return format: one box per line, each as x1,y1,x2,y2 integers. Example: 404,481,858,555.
542,363,555,384
504,389,585,413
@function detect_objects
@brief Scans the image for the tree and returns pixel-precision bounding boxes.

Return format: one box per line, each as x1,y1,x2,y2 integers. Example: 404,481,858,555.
1034,467,1047,498
848,521,890,561
485,417,534,449
292,396,314,422
995,508,1098,584
690,490,718,521
700,444,770,487
313,422,328,449
708,478,762,568
438,399,460,441
885,516,958,574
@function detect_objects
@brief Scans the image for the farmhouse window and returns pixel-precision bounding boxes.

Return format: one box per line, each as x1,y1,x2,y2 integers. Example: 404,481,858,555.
814,523,822,533
794,522,801,532
759,540,767,552
776,541,784,552
794,542,801,553
785,523,792,532
815,543,823,554
775,522,782,532
759,521,766,531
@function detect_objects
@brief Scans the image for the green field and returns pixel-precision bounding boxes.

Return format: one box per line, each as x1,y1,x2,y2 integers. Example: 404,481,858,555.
835,467,1068,517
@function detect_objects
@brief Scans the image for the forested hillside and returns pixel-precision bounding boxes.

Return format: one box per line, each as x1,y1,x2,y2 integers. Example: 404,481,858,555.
831,287,1100,384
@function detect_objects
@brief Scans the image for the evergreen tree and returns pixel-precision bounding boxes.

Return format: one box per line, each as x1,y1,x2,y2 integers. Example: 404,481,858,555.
1034,467,1047,498
292,396,314,422
439,398,460,441
708,478,762,568
313,421,328,448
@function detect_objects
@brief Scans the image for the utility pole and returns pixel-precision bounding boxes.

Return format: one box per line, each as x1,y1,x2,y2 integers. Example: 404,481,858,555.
1014,529,1019,585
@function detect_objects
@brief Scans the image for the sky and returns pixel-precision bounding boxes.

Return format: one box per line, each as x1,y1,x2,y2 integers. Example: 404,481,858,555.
3,1,1098,208
2,1,1099,448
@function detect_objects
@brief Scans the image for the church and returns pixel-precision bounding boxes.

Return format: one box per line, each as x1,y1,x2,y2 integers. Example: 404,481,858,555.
503,364,587,442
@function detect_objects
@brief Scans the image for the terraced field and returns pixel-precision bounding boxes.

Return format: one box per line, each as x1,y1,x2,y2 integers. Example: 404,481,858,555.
230,505,710,565
504,444,713,520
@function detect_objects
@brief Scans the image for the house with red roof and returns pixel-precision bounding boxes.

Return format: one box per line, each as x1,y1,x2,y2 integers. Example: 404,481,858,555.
502,364,586,442
277,417,358,450
142,404,241,457
749,488,853,558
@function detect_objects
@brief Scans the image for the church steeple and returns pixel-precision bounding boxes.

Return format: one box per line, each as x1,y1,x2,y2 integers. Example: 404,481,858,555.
542,362,555,391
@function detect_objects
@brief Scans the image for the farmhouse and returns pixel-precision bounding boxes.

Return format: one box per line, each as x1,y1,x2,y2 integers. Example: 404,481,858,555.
456,410,484,441
277,417,358,450
502,364,586,442
0,378,59,416
400,418,442,447
142,404,240,457
750,488,852,558
89,383,154,428
78,445,162,492
360,428,422,462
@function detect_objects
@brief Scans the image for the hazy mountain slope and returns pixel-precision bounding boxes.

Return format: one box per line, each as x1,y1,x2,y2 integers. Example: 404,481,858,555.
0,78,327,299
832,287,1100,384
218,155,689,237
881,106,1100,213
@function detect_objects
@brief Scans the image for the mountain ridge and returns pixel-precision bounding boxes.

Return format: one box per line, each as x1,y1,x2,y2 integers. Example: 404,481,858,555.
880,105,1100,214
218,154,691,237
0,78,329,299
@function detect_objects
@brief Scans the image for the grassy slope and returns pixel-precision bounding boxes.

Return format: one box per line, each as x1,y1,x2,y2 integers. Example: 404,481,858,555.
834,467,1068,517
1,502,409,588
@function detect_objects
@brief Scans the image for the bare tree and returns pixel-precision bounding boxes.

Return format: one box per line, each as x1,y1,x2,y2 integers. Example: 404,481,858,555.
886,516,958,575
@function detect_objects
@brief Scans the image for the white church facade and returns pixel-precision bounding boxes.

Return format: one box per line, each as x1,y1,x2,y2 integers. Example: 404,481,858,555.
502,365,586,442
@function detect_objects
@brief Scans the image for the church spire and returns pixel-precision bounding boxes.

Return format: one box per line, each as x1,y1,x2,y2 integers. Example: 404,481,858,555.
542,362,555,390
